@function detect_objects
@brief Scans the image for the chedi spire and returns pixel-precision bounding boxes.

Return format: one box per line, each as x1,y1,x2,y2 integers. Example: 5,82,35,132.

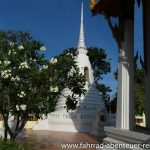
77,1,87,54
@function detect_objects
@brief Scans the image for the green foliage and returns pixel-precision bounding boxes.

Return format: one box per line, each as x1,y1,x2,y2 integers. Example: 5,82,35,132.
96,83,112,106
87,47,111,82
66,96,78,112
0,31,86,140
53,53,86,111
135,84,144,116
110,93,117,114
0,30,53,140
0,139,24,150
134,52,145,116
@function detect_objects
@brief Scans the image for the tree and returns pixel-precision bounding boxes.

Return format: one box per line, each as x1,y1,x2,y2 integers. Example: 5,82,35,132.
0,31,85,141
134,52,145,116
60,47,112,106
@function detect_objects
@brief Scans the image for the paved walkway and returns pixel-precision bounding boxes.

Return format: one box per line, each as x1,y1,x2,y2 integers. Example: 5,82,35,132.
17,129,101,150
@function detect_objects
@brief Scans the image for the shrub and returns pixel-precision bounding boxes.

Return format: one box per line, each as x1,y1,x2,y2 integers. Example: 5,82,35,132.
0,138,32,150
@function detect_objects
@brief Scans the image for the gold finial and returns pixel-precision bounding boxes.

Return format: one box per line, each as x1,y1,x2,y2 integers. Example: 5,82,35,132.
90,0,96,9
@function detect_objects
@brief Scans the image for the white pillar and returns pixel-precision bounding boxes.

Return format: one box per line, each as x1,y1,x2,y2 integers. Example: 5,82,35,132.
143,0,150,129
116,19,134,130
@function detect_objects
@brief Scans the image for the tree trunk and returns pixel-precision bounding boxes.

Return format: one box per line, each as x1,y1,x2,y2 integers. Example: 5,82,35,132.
3,113,14,140
3,113,9,142
4,127,8,142
10,119,27,141
3,112,28,141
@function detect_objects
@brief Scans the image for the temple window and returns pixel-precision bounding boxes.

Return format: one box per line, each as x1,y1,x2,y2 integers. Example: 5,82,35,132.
100,115,105,122
0,115,3,121
84,67,90,83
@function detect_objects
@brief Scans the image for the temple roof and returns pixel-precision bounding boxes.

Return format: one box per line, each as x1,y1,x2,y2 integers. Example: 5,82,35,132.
90,0,123,17
77,1,87,53
90,0,134,19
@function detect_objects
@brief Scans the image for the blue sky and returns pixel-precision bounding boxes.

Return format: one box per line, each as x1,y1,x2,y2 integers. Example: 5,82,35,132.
0,0,143,97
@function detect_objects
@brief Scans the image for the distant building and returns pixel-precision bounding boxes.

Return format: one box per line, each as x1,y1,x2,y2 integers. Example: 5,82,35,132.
135,113,146,127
